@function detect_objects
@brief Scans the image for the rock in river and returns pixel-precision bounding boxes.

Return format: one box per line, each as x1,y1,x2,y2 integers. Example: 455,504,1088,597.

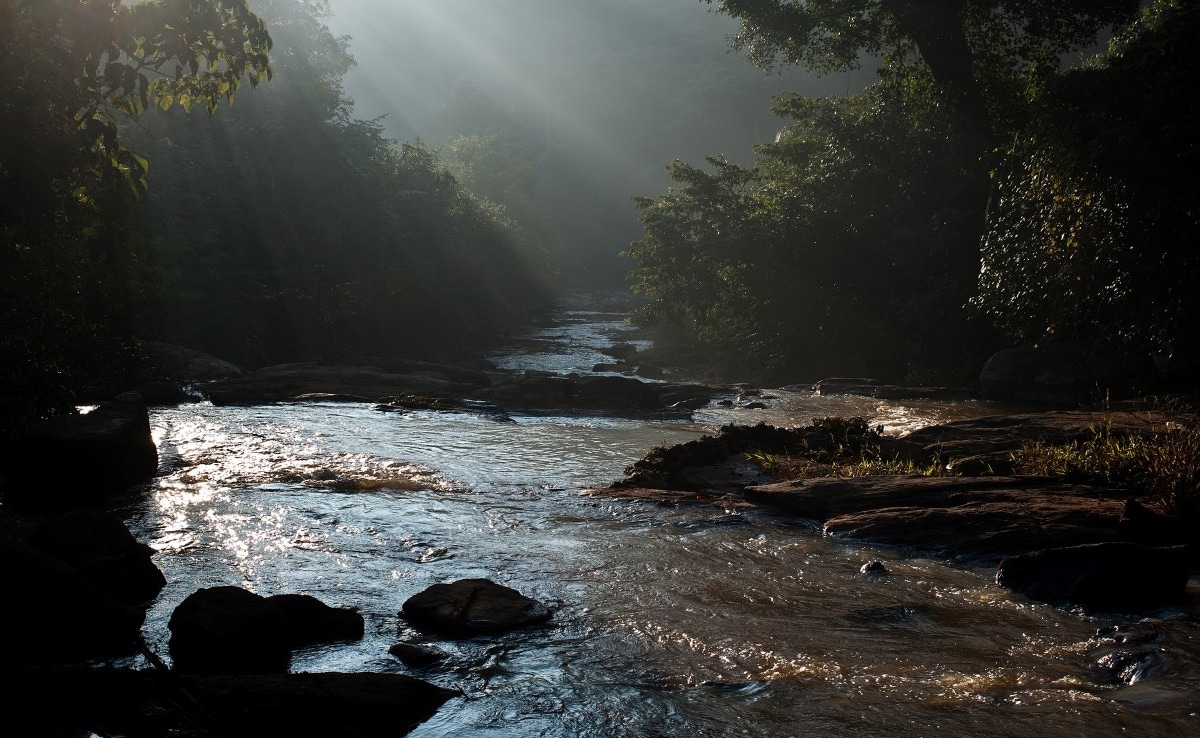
402,578,552,636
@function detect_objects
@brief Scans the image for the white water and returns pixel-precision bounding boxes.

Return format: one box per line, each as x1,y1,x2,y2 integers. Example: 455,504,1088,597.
123,295,1200,737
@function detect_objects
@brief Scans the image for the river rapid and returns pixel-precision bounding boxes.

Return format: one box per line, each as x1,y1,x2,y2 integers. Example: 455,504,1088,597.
124,295,1199,737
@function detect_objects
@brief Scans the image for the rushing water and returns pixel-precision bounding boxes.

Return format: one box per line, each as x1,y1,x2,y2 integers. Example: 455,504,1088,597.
124,296,1200,737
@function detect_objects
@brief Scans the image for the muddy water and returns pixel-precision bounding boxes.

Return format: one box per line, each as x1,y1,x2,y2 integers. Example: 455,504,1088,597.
125,296,1199,737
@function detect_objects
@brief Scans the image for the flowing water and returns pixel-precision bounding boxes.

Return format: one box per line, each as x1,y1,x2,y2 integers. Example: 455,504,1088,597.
124,295,1199,737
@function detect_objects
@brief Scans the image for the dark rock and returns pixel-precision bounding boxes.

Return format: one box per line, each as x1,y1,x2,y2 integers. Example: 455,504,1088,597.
592,362,626,373
477,374,664,412
1094,623,1159,647
139,340,244,382
980,347,1087,405
635,365,665,379
1119,498,1195,548
2,393,158,511
28,510,165,607
266,594,364,648
183,672,458,737
168,586,292,674
808,377,967,400
897,409,1170,466
204,364,482,405
1094,647,1170,685
741,401,768,410
748,475,1128,561
389,642,449,668
344,356,493,388
401,578,552,636
601,343,639,361
859,560,889,577
2,668,457,738
0,541,145,664
996,542,1192,611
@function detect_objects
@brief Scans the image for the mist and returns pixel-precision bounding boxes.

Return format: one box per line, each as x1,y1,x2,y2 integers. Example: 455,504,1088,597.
324,0,870,286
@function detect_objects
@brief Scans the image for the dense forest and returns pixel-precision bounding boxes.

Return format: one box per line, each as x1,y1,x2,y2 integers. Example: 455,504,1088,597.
628,0,1200,384
1,0,552,433
2,0,1198,434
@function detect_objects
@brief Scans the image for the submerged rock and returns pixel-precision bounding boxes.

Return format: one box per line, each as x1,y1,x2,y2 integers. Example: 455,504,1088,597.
389,642,450,668
401,578,552,636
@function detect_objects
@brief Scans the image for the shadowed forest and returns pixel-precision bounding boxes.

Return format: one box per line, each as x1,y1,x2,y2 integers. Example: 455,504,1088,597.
3,0,1198,433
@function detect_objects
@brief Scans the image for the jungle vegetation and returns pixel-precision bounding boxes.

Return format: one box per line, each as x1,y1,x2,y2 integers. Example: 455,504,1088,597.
627,0,1198,383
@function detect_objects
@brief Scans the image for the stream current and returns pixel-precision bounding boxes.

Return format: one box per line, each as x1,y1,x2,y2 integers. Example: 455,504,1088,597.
125,295,1199,737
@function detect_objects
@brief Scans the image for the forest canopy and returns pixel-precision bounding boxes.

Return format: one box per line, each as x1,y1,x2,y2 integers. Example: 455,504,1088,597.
1,0,550,433
626,0,1196,383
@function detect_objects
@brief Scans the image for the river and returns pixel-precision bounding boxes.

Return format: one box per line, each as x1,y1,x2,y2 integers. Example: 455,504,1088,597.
125,294,1199,737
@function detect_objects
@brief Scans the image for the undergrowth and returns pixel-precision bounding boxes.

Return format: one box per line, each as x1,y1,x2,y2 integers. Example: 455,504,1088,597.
1013,415,1200,515
746,416,944,480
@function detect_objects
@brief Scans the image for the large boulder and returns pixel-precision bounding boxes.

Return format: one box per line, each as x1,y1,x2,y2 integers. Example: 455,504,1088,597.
168,587,366,674
996,542,1193,611
266,593,365,648
1,392,158,511
169,586,293,674
980,346,1154,406
28,510,165,607
401,578,552,636
0,541,145,664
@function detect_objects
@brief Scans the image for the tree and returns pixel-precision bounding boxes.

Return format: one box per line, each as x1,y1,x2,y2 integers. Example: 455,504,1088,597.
974,0,1200,358
702,0,1140,137
1,0,272,432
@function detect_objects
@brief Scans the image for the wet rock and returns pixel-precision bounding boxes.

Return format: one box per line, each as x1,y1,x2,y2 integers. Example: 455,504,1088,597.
0,540,145,664
741,401,768,410
1095,647,1170,685
859,560,890,578
169,586,292,674
185,672,458,737
375,394,510,420
344,356,493,388
204,364,483,405
806,378,968,401
980,346,1154,406
389,642,449,668
592,362,626,373
476,374,664,412
401,578,552,636
635,365,665,379
897,409,1170,468
28,510,165,607
1094,623,1159,647
3,667,457,738
1,392,158,511
266,594,364,648
1119,498,1195,548
601,343,639,361
996,543,1192,612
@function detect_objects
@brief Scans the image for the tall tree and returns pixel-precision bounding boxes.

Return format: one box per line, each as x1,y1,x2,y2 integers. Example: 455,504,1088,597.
702,0,1140,137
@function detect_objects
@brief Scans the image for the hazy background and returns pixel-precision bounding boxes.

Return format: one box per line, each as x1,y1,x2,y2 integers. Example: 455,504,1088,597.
324,0,872,286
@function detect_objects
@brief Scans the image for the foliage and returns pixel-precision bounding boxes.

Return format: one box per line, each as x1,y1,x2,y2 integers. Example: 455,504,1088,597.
1,0,272,432
125,0,550,367
627,61,992,381
1014,415,1200,515
746,415,943,479
974,0,1200,356
438,79,562,276
703,0,1141,135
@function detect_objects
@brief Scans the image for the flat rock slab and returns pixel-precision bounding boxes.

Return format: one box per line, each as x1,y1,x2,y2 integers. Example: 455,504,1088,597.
898,409,1178,462
203,364,482,405
745,475,1129,561
402,578,551,636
